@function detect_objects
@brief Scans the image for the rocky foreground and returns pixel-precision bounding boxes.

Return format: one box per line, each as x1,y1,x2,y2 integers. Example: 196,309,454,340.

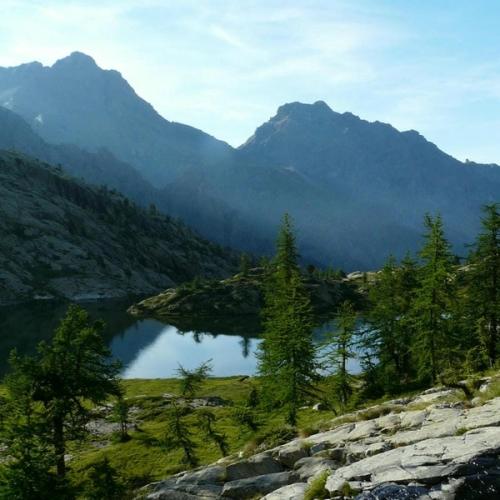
140,379,500,499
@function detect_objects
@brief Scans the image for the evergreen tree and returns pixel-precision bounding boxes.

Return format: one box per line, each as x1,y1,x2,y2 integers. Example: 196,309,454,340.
257,214,317,425
83,457,126,500
176,360,212,398
322,301,357,408
112,391,130,442
164,403,198,467
365,254,417,392
0,370,59,499
197,409,229,457
467,204,499,367
412,215,457,384
0,305,120,496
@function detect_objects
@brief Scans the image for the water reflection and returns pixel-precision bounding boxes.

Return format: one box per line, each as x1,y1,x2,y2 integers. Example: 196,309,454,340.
0,301,260,378
0,301,360,378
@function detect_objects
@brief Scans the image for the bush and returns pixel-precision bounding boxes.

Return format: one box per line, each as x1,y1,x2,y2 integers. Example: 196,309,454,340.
304,470,330,500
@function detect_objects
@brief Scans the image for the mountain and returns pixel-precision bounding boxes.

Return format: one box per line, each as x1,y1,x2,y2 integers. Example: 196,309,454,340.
0,106,159,205
0,106,251,252
0,52,232,185
233,101,500,263
0,150,237,306
2,54,499,269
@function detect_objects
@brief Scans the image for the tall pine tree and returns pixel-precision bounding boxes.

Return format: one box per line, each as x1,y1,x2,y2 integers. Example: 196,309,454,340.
467,203,500,367
366,254,417,392
257,214,317,425
322,301,357,409
412,214,456,384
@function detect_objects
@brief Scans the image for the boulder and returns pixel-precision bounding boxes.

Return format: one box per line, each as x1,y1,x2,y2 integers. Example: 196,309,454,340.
276,441,309,467
225,453,284,481
293,456,337,481
261,482,308,499
221,471,297,498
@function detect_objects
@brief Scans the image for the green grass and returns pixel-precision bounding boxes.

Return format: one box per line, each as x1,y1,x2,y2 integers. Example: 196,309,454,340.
65,376,338,493
304,469,330,500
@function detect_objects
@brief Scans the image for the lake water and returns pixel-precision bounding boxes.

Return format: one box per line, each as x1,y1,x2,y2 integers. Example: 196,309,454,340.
0,300,359,378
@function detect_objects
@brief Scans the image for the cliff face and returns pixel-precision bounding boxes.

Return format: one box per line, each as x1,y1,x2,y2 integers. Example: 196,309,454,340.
0,151,237,306
142,376,500,499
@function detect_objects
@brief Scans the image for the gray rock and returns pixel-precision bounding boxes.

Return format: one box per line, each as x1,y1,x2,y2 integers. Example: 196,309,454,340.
221,471,297,498
293,456,337,481
313,402,327,411
276,441,309,467
176,465,226,485
326,426,500,494
225,452,284,481
354,483,430,499
147,482,222,499
262,482,308,499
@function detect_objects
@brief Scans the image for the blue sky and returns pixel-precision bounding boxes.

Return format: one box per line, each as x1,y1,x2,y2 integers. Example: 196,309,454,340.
1,0,500,163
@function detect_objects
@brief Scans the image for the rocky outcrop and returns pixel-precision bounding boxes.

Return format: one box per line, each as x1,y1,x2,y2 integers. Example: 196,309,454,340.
141,380,500,499
128,268,357,320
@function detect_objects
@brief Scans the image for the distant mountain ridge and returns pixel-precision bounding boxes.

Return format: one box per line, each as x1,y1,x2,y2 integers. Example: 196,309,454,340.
1,53,499,269
0,52,232,185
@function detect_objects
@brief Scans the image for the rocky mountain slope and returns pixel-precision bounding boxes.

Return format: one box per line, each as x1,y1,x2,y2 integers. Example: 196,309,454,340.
0,151,237,305
0,106,159,207
0,52,231,185
142,376,500,499
2,54,499,269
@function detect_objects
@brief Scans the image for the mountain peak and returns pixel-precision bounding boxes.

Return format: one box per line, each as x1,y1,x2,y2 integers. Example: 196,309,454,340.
52,51,99,71
276,100,333,117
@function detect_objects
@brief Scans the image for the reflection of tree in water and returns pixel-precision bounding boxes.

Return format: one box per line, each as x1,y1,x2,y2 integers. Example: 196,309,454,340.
239,337,252,358
173,314,260,338
171,316,259,358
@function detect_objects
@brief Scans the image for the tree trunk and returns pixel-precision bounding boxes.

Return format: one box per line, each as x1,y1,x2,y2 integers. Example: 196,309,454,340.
53,415,66,478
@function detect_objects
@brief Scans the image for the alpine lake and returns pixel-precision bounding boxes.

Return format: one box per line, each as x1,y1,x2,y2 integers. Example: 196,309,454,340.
0,299,360,379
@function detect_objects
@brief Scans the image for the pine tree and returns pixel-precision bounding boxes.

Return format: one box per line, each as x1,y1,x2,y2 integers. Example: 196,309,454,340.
257,214,317,426
0,305,121,496
83,457,126,500
197,409,229,457
412,215,457,384
366,254,417,392
176,360,212,398
322,301,357,408
164,403,198,466
467,203,500,367
0,370,59,499
112,391,130,442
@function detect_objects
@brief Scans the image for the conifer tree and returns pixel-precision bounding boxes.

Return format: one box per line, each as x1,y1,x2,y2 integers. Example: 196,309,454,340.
176,360,212,398
197,409,229,457
164,403,198,466
412,214,456,383
83,457,125,500
322,301,357,408
0,305,121,496
257,214,317,426
366,254,417,391
467,203,499,367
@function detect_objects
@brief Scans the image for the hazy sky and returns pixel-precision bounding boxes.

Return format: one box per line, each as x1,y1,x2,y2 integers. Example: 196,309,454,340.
1,0,500,163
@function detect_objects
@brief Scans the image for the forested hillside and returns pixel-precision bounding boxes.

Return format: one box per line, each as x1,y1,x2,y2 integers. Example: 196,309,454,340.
0,151,237,305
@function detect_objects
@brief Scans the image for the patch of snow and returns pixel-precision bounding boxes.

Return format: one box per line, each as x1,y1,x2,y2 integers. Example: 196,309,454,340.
2,97,14,109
